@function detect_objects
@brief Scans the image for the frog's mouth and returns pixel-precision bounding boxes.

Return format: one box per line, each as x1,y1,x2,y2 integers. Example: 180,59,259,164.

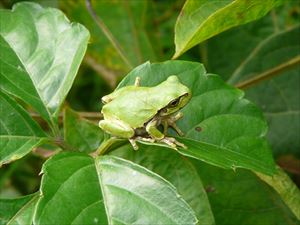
177,93,191,108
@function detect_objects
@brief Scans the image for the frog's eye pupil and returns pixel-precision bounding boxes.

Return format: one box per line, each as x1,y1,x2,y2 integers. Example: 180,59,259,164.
169,99,179,107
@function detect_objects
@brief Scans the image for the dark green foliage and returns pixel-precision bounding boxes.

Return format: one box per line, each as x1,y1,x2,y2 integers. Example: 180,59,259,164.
0,1,299,224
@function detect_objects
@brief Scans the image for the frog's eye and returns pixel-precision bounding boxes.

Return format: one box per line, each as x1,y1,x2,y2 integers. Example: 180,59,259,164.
169,99,180,107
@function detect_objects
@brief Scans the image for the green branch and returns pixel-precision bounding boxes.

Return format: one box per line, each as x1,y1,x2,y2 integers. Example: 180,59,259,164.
236,56,300,89
256,166,300,220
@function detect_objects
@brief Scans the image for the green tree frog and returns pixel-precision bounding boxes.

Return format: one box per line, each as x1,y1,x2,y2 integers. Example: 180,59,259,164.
99,75,191,150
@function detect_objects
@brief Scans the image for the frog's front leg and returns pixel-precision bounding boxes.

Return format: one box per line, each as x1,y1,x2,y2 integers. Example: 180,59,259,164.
146,119,165,140
162,112,184,136
146,118,186,149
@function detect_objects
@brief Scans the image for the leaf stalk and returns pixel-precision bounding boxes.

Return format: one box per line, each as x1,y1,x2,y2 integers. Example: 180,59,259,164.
96,137,123,156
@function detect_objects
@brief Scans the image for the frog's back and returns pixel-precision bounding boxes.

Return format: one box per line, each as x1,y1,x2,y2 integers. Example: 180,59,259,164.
101,87,161,128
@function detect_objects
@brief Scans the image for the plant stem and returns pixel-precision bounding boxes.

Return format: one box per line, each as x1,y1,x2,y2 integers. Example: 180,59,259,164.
30,112,103,120
84,55,119,88
236,55,300,89
256,166,300,220
96,137,123,156
85,0,133,69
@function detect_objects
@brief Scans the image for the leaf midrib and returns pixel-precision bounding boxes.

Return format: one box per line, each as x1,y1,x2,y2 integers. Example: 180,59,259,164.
175,0,237,56
106,184,178,224
94,159,112,225
180,137,273,173
70,199,104,225
37,163,94,223
228,25,300,84
0,34,53,125
0,135,46,139
265,110,300,116
7,194,39,225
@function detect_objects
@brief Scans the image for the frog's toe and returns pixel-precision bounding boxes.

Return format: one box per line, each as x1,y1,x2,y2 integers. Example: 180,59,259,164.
129,139,139,150
159,137,177,149
176,141,187,149
159,137,186,149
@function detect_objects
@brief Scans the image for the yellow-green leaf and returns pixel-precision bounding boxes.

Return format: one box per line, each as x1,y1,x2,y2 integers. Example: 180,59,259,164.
174,0,283,58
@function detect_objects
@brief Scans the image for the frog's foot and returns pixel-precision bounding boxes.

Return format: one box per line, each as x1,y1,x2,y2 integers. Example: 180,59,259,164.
159,137,187,149
129,137,155,150
163,112,184,136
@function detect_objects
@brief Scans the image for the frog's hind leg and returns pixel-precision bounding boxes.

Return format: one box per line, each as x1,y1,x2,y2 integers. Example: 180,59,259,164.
145,116,186,149
99,119,134,139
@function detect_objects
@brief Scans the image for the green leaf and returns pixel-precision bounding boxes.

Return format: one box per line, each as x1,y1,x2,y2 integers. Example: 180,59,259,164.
34,152,197,225
256,166,300,220
0,2,90,125
204,14,300,220
206,15,276,81
194,161,300,225
61,0,156,73
117,60,275,175
204,3,300,157
177,137,275,175
0,193,38,225
64,107,104,153
174,0,283,58
34,152,108,225
0,91,47,166
229,26,300,157
97,155,198,224
111,144,215,225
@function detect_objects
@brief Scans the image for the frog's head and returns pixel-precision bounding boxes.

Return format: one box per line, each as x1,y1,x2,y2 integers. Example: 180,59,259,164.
158,75,192,116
